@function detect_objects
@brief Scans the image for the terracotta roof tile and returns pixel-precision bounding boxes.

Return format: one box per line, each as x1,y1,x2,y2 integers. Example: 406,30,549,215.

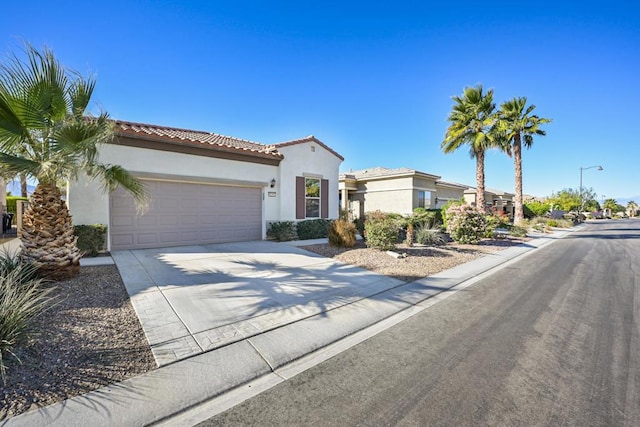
114,120,282,159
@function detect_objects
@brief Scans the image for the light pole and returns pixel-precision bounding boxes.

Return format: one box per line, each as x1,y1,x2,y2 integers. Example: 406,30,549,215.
579,165,603,218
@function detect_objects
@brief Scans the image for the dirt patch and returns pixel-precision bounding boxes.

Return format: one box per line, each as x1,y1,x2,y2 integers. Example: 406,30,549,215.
1,265,156,419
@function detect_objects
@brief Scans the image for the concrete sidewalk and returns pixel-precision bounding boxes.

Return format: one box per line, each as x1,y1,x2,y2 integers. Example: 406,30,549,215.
2,228,574,427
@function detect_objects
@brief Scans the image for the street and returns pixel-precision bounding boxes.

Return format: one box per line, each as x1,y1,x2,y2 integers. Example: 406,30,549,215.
199,219,640,426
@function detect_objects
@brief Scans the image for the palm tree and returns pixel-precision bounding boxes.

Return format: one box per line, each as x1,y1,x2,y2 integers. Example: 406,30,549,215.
442,84,497,212
627,201,638,217
0,44,147,280
496,97,551,224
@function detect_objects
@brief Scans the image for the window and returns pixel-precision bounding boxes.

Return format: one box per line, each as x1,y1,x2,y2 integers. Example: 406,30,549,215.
417,191,431,208
305,177,320,218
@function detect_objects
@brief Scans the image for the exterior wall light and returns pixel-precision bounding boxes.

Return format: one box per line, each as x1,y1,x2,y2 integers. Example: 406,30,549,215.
270,178,276,188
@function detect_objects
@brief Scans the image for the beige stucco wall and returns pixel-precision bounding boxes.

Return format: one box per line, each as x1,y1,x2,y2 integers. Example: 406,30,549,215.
434,186,466,208
276,141,342,221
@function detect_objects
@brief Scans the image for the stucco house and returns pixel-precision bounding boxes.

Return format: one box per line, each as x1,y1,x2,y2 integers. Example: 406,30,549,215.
67,120,343,251
464,187,515,216
338,167,468,218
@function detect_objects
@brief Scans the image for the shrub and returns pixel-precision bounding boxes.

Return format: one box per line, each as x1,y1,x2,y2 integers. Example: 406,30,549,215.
74,224,108,257
296,219,331,240
5,196,28,214
0,251,54,384
328,219,357,248
353,217,366,240
267,221,297,241
445,204,487,244
411,208,440,229
415,226,447,245
507,224,528,238
524,200,551,218
484,214,506,238
364,212,401,251
441,199,464,229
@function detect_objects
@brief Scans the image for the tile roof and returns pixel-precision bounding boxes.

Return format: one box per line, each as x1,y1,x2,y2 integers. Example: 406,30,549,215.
274,135,344,161
343,166,440,180
114,120,283,160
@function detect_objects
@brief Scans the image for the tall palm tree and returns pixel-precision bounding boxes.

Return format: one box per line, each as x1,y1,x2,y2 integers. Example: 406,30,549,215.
0,44,147,280
442,84,497,212
497,97,551,224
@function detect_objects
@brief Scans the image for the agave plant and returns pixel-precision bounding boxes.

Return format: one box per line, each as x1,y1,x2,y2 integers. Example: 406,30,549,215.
0,44,147,280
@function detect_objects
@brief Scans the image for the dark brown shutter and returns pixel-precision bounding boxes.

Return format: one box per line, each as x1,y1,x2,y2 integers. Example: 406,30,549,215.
296,176,305,219
321,179,329,218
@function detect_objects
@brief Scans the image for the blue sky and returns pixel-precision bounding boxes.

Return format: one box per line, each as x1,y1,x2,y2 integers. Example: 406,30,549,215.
3,1,639,202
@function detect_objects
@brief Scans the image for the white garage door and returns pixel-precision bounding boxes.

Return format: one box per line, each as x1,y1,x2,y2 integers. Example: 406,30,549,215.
110,180,262,250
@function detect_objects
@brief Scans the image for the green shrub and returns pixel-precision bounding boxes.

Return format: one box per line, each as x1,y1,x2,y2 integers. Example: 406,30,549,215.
328,219,357,248
353,217,366,240
5,196,28,214
445,204,487,244
296,219,331,240
415,226,447,245
267,221,298,241
364,212,401,251
411,208,440,229
0,251,54,384
74,224,108,257
524,200,550,218
507,224,528,237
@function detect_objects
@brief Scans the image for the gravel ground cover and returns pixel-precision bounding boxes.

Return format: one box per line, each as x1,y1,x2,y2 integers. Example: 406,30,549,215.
1,265,156,419
1,235,528,419
301,237,529,283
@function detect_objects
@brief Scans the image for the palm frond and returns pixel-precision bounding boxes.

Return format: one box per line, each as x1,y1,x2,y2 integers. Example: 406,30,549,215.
89,163,149,209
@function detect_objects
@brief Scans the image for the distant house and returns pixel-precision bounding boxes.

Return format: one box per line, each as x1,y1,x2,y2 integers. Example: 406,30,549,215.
338,167,468,219
464,187,515,216
67,120,343,251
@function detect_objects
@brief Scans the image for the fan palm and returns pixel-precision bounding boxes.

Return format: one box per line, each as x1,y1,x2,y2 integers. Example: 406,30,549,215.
442,84,497,211
0,44,146,280
497,97,551,224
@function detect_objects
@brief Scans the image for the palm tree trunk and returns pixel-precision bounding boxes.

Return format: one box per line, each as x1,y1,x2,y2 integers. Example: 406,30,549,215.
475,149,486,212
20,173,28,197
513,135,524,224
20,183,81,280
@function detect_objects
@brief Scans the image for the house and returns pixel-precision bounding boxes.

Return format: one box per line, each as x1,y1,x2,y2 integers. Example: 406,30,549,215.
464,187,515,216
338,167,468,218
67,120,343,251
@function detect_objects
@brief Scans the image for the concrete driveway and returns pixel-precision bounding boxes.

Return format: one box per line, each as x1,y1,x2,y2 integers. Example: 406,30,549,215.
112,240,403,365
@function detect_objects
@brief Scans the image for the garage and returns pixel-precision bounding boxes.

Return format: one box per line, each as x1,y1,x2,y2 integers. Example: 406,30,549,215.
110,180,262,250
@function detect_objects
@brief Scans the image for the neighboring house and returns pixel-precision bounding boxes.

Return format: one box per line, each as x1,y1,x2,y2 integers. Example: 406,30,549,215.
464,187,515,216
67,120,343,251
434,180,469,208
339,167,467,218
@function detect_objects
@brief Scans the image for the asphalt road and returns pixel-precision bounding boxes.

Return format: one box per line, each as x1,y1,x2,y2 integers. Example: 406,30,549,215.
199,219,640,426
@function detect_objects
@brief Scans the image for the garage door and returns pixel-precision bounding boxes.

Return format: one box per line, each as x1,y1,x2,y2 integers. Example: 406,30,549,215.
110,180,262,250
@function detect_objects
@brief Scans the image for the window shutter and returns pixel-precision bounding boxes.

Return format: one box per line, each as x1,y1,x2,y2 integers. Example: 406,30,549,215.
296,176,305,219
321,179,329,218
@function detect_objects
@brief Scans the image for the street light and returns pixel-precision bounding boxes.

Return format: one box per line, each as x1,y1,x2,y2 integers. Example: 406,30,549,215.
579,165,603,217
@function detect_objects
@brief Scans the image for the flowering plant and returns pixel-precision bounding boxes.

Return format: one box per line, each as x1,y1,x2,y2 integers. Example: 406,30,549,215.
445,204,487,244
